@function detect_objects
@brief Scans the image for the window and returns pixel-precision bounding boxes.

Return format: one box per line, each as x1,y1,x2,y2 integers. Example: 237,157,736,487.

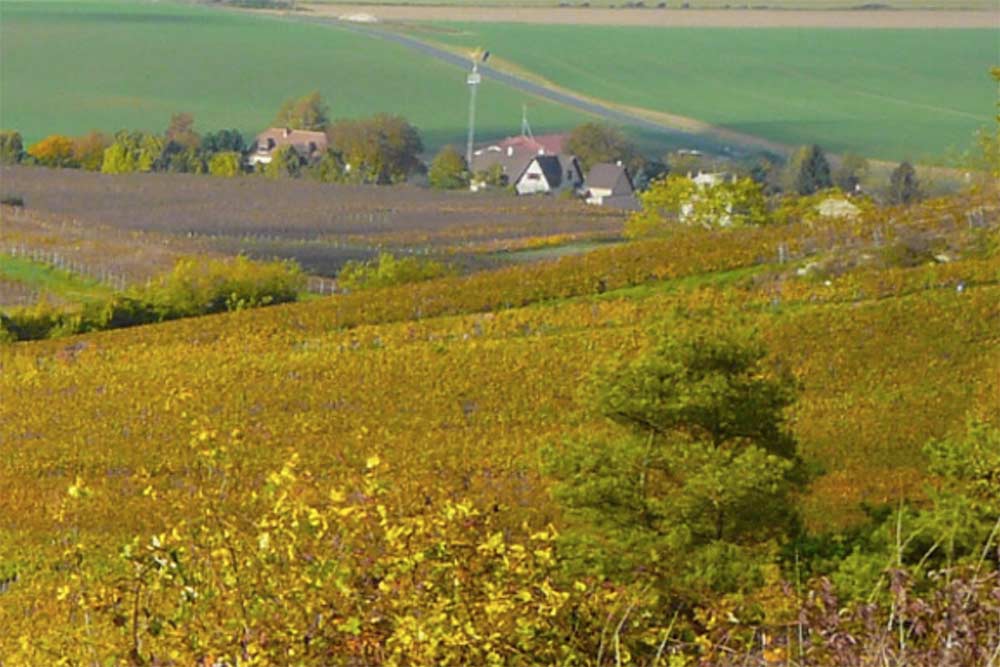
527,173,541,180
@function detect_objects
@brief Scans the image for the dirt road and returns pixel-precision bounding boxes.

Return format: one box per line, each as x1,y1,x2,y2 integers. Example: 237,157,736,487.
303,5,999,28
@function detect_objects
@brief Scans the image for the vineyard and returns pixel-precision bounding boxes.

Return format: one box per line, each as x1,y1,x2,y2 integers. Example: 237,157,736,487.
1,182,998,660
0,166,625,279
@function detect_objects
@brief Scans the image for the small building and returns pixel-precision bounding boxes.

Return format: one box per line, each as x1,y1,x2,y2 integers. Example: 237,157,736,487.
584,162,639,210
515,155,583,196
248,128,328,167
469,132,579,193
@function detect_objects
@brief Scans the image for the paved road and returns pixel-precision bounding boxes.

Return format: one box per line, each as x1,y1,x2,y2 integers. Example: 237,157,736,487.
289,15,778,156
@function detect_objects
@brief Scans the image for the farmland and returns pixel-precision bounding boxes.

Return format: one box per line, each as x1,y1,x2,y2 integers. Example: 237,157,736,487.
0,166,625,280
1,185,999,660
0,0,591,149
415,23,997,161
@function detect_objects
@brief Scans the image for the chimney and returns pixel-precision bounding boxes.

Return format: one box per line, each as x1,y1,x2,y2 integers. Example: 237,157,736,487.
616,160,623,167
283,128,292,138
507,146,514,157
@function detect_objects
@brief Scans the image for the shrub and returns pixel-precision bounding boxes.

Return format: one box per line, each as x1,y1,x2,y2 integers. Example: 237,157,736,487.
0,130,24,165
337,252,455,292
0,299,69,340
149,255,304,317
427,145,469,190
1,194,24,207
207,151,243,177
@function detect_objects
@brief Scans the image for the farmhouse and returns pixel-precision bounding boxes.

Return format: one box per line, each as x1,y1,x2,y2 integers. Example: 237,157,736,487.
248,128,328,167
469,132,583,194
584,162,639,210
514,155,583,195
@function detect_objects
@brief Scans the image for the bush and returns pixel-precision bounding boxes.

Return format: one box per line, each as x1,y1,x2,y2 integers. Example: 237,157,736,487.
0,130,24,165
149,256,304,317
337,252,455,292
1,194,24,207
0,257,305,342
0,300,70,341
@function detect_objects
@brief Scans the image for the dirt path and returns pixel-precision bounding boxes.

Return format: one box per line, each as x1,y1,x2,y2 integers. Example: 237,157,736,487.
302,5,1000,28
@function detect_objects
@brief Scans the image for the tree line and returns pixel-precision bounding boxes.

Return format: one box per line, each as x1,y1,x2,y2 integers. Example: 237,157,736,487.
0,92,925,200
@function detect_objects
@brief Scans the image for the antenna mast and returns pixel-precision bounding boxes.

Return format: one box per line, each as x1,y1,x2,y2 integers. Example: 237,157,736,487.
521,104,534,141
465,49,490,170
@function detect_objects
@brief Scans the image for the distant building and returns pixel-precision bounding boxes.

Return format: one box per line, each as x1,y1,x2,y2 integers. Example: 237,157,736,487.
248,128,328,167
469,133,582,195
515,155,583,196
584,162,639,210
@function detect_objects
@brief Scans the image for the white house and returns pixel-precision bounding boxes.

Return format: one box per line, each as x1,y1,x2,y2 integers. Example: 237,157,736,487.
514,155,582,196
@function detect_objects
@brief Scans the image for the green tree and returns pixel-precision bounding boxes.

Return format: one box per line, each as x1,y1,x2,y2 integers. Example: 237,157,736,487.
626,174,769,238
272,91,330,131
474,163,507,188
307,149,347,183
831,420,1000,599
888,160,920,205
833,153,870,193
201,129,246,155
263,145,304,179
328,114,423,184
567,122,642,173
0,131,24,165
208,151,243,177
101,131,163,174
546,326,800,599
428,145,469,190
783,144,832,195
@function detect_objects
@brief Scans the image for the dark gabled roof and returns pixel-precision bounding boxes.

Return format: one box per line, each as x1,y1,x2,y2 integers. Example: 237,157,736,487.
532,155,565,188
586,163,634,195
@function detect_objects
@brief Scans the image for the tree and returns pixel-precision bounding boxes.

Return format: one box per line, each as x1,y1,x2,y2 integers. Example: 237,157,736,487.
566,122,642,173
0,131,24,165
164,112,200,151
474,163,507,188
833,153,869,193
263,145,304,179
428,145,469,190
545,326,801,599
888,161,920,205
782,144,832,195
625,174,769,238
272,91,330,131
308,150,347,183
327,114,423,184
208,151,243,177
27,135,77,168
72,131,111,171
101,131,163,174
201,129,246,155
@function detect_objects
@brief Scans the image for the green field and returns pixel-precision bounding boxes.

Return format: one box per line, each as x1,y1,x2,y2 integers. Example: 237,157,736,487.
0,0,590,149
425,23,997,161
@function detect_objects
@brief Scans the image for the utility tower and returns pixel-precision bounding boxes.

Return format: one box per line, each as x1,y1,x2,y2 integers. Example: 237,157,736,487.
465,50,490,169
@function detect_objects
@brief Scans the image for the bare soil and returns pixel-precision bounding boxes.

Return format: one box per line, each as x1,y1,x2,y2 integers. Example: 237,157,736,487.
304,5,999,28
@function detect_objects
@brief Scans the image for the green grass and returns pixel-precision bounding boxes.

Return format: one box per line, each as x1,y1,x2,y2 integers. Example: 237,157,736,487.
0,0,591,149
0,254,114,304
309,0,997,7
425,23,997,161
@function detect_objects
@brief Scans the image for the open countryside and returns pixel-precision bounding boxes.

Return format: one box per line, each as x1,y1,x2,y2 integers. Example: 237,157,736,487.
0,0,591,149
2,0,1000,663
413,22,997,161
